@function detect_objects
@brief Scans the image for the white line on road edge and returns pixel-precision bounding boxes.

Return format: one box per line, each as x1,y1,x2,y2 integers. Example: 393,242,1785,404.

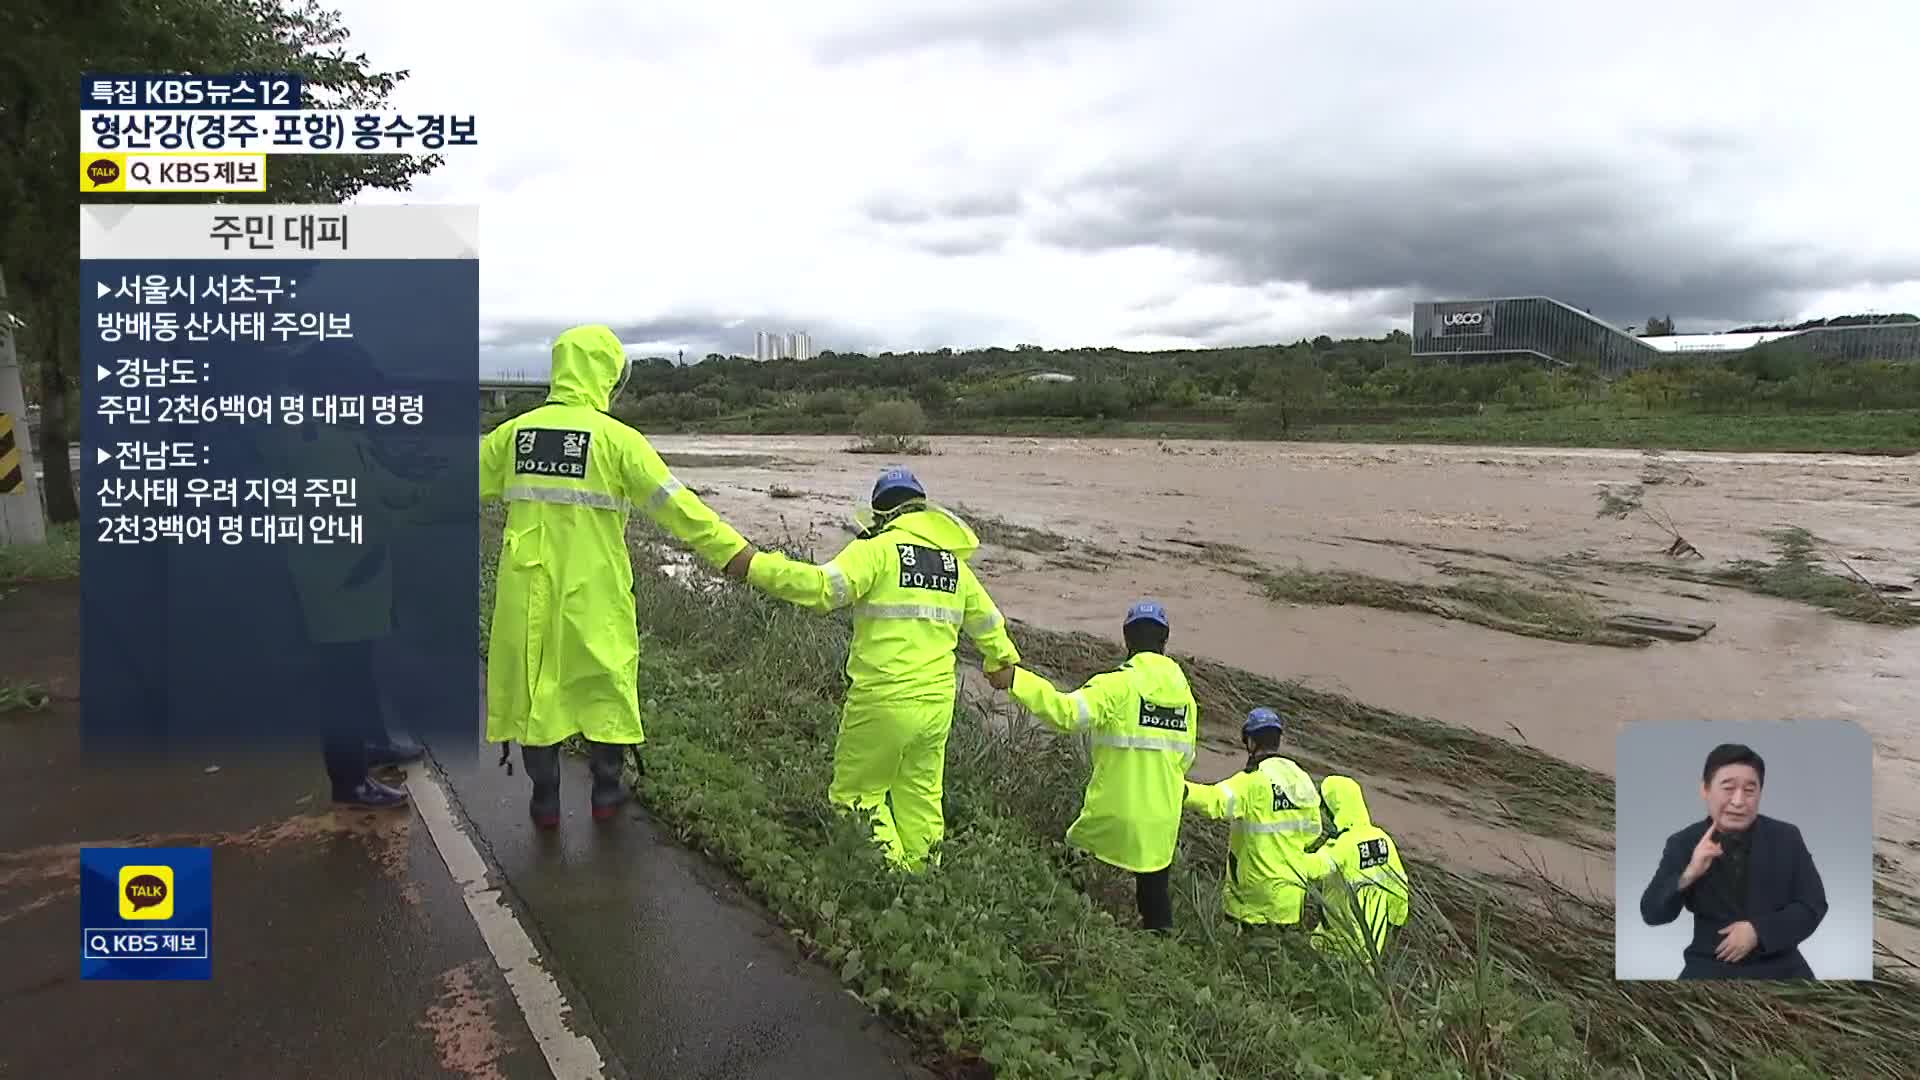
408,764,608,1080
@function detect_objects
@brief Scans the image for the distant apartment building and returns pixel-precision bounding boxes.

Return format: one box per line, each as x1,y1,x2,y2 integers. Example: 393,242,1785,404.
753,329,815,362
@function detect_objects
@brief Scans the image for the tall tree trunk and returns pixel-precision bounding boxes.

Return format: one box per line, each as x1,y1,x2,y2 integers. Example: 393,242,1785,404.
37,298,77,523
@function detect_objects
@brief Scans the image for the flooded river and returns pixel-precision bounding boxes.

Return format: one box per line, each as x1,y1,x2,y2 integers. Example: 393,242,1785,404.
646,433,1920,964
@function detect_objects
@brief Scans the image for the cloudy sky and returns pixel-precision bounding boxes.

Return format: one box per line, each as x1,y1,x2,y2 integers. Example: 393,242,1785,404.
330,0,1920,373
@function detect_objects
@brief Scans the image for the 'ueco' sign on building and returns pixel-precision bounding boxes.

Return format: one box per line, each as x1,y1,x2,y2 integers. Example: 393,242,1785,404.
1434,301,1495,337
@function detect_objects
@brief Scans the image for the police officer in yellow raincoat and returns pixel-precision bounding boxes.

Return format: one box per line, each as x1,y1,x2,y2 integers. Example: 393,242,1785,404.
1310,774,1411,958
990,601,1198,931
480,325,752,828
1183,707,1326,927
735,468,1020,871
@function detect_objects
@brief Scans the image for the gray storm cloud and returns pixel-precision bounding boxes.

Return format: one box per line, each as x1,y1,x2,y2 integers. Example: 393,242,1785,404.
853,149,1920,330
812,0,1150,64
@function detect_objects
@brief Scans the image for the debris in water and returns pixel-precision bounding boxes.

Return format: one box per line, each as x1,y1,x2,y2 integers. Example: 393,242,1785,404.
1604,613,1715,642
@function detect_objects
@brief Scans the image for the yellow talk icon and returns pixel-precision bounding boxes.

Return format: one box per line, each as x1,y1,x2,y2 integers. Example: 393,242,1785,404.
119,864,174,920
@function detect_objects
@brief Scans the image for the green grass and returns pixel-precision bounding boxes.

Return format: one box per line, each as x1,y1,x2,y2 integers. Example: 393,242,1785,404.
0,522,81,584
1294,409,1920,453
1706,528,1920,626
1257,564,1652,648
993,619,1617,851
0,680,52,714
476,505,1918,1078
952,506,1075,555
594,408,1920,455
658,452,791,470
1333,531,1920,629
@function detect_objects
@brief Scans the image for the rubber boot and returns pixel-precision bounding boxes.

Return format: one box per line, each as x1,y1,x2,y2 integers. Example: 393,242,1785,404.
587,741,630,822
522,744,562,829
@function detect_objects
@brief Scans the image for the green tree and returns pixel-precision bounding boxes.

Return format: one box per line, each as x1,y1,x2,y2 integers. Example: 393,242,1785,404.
1251,346,1327,433
1685,367,1753,412
0,0,442,523
854,398,929,455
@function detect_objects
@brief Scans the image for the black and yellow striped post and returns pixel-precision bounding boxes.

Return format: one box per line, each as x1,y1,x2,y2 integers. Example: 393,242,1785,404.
0,412,22,494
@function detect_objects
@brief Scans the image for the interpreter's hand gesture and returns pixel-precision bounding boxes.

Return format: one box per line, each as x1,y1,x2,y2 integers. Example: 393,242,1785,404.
1679,828,1723,890
1715,920,1759,963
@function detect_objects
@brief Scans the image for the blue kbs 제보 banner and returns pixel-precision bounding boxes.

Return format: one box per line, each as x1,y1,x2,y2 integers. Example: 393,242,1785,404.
81,846,214,980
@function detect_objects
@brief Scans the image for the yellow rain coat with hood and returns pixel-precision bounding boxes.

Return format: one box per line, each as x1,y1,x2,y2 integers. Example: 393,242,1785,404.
745,500,1019,870
1185,752,1325,925
1311,775,1411,957
1010,652,1200,874
480,325,750,748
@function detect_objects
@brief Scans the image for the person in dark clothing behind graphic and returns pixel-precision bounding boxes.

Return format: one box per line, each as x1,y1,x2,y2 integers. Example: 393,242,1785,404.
1639,743,1829,979
265,345,430,807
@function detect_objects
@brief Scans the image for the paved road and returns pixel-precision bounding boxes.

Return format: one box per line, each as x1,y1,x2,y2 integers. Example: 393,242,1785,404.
0,582,932,1080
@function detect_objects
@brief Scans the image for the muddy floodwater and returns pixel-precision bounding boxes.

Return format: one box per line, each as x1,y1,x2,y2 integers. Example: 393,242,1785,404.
649,433,1920,965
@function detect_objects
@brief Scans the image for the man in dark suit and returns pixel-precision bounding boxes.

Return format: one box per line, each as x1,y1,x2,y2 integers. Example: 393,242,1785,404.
1639,743,1829,979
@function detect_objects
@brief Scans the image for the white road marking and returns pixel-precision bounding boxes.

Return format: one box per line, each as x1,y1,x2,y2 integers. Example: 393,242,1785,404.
407,763,608,1080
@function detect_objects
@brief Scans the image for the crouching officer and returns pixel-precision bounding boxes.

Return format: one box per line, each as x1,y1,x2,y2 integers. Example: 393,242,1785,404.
1183,707,1325,928
1310,775,1411,959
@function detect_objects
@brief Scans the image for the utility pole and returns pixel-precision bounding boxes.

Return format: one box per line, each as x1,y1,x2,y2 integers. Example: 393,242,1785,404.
0,266,48,544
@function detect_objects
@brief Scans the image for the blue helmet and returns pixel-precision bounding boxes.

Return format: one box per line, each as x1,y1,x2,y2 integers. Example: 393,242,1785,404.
1124,600,1169,629
1242,707,1286,738
871,467,925,507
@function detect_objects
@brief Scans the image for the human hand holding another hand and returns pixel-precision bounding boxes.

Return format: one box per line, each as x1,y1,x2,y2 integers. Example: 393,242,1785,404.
985,665,1016,691
724,544,757,580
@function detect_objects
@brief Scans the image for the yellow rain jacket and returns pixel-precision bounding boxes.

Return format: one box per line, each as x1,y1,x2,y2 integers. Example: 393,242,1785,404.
480,325,749,747
746,502,1019,868
1311,775,1411,957
1009,652,1199,874
1185,754,1325,925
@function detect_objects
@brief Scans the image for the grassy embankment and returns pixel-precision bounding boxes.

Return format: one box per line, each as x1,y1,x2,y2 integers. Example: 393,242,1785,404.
648,409,1920,453
481,400,1920,454
479,502,1917,1079
0,522,77,714
0,521,80,585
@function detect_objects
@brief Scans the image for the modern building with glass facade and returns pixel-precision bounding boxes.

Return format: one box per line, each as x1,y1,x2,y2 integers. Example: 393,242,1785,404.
1412,296,1920,377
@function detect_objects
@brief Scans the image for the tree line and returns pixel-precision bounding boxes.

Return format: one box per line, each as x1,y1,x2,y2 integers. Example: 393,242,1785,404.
611,329,1920,434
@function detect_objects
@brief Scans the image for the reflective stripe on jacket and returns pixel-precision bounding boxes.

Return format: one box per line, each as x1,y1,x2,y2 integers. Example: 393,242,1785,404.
1010,652,1199,873
746,503,1019,705
1311,776,1411,955
1185,755,1326,924
480,325,748,746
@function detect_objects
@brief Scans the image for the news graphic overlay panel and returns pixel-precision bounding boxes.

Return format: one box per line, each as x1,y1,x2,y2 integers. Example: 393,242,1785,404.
1614,720,1874,981
81,847,213,980
80,75,294,195
78,205,480,758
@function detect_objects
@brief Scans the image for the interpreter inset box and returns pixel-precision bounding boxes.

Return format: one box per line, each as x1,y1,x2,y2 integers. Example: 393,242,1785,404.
1614,720,1873,981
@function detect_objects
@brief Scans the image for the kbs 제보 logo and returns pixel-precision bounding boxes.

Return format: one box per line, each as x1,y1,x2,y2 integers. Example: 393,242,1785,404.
82,847,212,980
